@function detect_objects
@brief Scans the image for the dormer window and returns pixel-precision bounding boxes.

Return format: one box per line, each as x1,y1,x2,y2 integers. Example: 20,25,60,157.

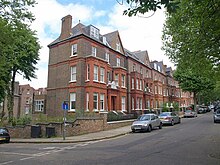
90,26,99,39
158,66,161,72
71,44,77,56
154,63,157,70
133,64,136,71
116,43,120,52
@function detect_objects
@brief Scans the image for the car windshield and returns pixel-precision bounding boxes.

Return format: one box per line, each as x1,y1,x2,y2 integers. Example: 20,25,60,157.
137,115,150,121
185,110,192,113
159,112,170,116
0,129,8,133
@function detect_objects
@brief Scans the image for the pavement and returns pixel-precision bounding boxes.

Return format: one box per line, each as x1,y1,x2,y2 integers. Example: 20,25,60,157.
10,125,132,143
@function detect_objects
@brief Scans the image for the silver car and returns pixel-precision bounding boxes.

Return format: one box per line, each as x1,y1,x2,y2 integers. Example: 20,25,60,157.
214,109,220,123
159,112,181,126
184,110,197,118
131,114,162,132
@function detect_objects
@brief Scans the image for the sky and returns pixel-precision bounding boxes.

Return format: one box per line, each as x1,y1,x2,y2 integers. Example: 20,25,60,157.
16,0,174,89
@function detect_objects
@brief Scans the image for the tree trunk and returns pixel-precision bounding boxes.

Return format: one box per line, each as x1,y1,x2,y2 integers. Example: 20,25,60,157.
193,91,197,112
7,69,16,123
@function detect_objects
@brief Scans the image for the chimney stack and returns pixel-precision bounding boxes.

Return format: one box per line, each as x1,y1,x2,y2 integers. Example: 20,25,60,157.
60,15,72,40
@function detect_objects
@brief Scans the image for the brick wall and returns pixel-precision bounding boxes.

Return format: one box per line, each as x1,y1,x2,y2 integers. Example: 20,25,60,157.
7,113,133,138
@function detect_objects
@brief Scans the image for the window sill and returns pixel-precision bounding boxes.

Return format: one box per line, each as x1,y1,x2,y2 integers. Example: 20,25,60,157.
70,54,77,57
69,80,76,83
69,110,76,112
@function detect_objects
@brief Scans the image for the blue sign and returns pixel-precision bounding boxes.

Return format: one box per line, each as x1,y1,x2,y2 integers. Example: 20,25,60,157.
62,102,69,110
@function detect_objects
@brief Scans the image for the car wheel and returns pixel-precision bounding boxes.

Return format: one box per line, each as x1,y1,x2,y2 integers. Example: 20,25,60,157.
159,123,162,129
171,120,174,126
214,120,216,123
147,125,152,132
179,118,181,124
132,129,135,133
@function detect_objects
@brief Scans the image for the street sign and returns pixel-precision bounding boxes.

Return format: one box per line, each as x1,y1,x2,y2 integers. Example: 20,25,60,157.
62,101,69,110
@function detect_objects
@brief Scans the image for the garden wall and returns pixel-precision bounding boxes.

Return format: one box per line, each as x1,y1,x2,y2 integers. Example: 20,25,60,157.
7,113,133,139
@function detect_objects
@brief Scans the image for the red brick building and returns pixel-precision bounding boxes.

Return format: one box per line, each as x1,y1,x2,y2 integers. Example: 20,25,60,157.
46,15,193,117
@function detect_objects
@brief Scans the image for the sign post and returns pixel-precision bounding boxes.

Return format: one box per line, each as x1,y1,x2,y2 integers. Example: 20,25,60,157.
62,101,69,140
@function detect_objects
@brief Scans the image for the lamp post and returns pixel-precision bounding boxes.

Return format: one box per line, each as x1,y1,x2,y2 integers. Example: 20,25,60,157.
170,103,174,112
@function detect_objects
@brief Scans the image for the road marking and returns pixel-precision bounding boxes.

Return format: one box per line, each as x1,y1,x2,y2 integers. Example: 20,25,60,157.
20,157,34,161
0,152,32,156
0,141,101,164
0,161,14,165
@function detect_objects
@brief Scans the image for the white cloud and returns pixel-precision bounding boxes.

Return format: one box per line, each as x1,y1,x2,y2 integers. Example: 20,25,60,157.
16,0,94,88
103,4,173,67
16,0,174,89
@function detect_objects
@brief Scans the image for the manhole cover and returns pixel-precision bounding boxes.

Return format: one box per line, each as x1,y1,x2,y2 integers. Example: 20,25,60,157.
209,153,220,160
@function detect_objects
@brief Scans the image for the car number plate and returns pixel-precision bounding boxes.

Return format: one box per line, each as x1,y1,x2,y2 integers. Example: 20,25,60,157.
134,127,141,130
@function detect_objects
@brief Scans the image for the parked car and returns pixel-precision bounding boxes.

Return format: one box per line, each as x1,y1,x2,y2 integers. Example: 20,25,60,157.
198,107,206,114
0,128,10,143
213,109,220,123
184,110,197,118
159,112,181,126
131,114,162,133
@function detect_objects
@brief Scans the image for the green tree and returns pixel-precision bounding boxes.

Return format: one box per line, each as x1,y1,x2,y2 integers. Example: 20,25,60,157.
162,0,220,68
0,0,40,123
123,0,179,16
174,66,215,111
0,18,13,103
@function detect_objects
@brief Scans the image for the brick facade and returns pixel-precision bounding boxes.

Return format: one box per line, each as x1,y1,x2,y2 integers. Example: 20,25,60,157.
46,15,194,117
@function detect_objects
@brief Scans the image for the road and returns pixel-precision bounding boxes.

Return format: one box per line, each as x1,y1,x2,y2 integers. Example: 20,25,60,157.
0,112,220,165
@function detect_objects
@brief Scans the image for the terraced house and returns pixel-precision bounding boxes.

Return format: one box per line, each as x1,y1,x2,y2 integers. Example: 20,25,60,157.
46,15,193,117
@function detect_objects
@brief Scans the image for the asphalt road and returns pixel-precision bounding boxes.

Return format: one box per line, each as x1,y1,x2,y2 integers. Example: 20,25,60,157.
0,112,220,165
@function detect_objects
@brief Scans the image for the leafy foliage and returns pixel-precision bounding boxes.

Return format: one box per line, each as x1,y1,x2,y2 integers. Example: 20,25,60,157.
162,0,220,68
123,0,179,16
0,0,40,123
162,0,220,106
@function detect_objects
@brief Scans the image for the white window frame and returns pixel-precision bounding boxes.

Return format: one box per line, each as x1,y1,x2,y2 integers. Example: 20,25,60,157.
35,100,44,112
122,96,126,111
140,80,142,90
93,93,98,111
116,43,120,52
136,79,139,90
70,66,77,82
86,64,90,81
121,74,125,87
131,78,134,89
92,46,97,57
115,74,119,86
140,98,142,110
116,58,120,67
90,26,99,39
132,97,134,110
71,44,77,56
100,94,105,111
105,53,110,63
86,93,89,111
70,93,76,112
133,64,136,72
93,65,98,82
137,98,139,110
100,67,105,83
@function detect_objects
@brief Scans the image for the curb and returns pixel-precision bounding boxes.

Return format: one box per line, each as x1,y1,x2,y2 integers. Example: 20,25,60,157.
10,131,131,144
